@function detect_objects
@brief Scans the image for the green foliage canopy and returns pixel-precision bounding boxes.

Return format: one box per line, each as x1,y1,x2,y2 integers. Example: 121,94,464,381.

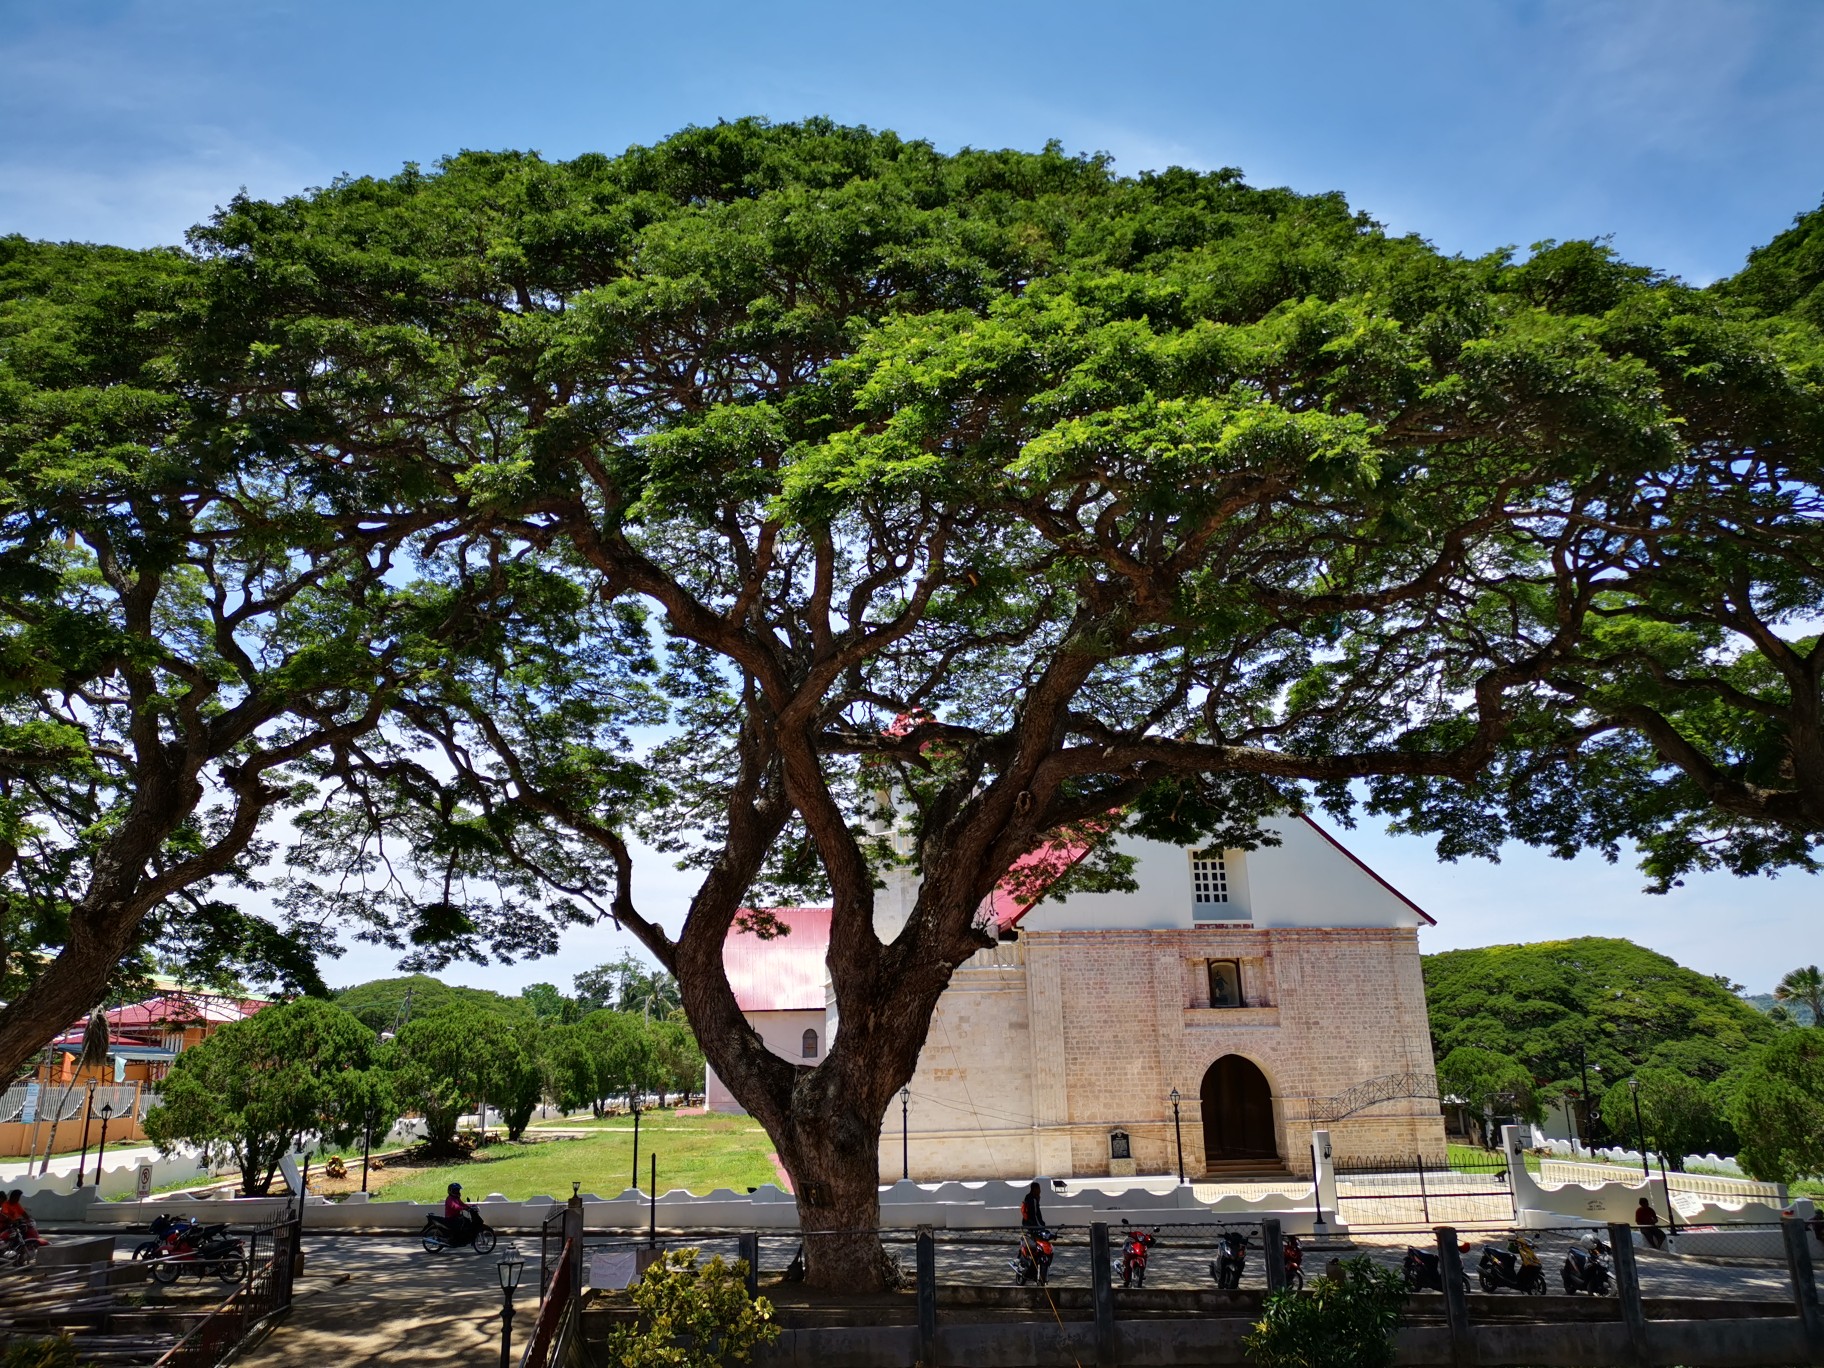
1243,1257,1407,1368
1598,1067,1736,1168
391,1000,526,1151
143,997,389,1195
606,1249,779,1368
178,121,1824,1286
1728,1029,1824,1184
1423,937,1776,1100
1436,1046,1542,1125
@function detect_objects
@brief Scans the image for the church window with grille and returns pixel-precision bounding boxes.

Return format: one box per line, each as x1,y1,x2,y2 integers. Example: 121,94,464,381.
1191,850,1229,907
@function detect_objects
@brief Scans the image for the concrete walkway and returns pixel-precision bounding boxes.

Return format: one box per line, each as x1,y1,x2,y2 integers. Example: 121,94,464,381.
238,1235,532,1368
0,1143,172,1181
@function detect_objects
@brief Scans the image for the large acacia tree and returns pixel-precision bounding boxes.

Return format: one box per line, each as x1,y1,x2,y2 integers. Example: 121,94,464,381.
0,236,585,1079
170,122,1820,1286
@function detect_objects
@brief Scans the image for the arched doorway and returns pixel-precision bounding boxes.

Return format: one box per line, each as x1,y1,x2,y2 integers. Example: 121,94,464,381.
1200,1055,1278,1165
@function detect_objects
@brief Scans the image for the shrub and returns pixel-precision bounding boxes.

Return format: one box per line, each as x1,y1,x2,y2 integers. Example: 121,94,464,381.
1244,1257,1407,1368
607,1249,779,1368
2,1337,84,1368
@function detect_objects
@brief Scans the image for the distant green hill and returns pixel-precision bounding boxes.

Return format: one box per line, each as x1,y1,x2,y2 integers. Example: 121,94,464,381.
1422,937,1778,1087
1742,992,1817,1026
333,974,529,1032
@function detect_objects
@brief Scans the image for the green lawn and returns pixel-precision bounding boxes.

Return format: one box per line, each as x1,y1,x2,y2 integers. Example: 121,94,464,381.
1447,1143,1538,1174
378,1111,782,1202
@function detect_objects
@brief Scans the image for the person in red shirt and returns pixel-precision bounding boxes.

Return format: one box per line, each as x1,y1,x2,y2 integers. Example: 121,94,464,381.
441,1183,477,1242
2,1191,46,1247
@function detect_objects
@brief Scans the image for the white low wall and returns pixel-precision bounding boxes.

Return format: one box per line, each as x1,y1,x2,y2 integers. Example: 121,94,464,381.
1503,1126,1799,1231
70,1172,1344,1236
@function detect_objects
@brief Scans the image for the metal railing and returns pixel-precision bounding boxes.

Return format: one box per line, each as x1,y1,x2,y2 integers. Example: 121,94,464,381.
1538,1158,1784,1202
152,1211,300,1367
520,1236,577,1368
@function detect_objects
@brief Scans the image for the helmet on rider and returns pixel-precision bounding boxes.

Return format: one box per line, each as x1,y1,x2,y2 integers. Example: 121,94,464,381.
448,1182,462,1195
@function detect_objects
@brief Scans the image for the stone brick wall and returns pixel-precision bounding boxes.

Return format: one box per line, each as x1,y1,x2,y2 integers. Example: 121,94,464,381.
877,926,1445,1180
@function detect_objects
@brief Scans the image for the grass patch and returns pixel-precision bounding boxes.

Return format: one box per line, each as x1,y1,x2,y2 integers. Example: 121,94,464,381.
376,1111,781,1202
1446,1143,1538,1174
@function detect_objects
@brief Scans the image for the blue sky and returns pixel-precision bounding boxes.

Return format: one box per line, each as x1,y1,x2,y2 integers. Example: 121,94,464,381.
4,0,1821,992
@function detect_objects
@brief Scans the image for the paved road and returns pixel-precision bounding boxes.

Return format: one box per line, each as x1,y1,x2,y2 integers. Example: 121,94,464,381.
582,1225,1796,1305
236,1235,536,1368
169,1223,1800,1367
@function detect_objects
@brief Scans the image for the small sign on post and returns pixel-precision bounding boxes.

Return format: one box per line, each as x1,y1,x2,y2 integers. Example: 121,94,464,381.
136,1162,154,1199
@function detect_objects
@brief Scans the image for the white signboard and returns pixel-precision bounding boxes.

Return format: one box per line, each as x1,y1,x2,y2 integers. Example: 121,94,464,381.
20,1082,38,1125
136,1162,154,1198
589,1250,637,1289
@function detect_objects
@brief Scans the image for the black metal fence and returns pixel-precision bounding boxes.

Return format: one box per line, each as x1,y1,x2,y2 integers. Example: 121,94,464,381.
1332,1153,1515,1228
152,1210,300,1368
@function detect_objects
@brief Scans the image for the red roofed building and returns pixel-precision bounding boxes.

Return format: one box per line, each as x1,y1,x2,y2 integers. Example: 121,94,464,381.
705,908,831,1114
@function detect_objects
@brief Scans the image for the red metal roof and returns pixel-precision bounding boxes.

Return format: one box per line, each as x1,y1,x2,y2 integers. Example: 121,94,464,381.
724,907,831,1013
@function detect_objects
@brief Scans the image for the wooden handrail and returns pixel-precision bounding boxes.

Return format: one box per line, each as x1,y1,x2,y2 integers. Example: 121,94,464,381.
519,1238,575,1368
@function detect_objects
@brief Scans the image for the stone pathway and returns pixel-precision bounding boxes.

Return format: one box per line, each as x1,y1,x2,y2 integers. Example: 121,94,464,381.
237,1235,534,1368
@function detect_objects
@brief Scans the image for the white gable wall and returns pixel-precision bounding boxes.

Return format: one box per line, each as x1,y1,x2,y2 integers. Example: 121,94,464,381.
1013,817,1417,933
1247,817,1421,929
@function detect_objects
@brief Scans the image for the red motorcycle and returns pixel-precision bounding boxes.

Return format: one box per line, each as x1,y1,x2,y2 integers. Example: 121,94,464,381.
148,1220,247,1285
1118,1221,1155,1288
1012,1227,1055,1285
1281,1232,1305,1291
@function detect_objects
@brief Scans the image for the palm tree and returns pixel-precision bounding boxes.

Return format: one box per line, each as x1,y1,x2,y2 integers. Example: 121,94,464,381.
1773,966,1824,1027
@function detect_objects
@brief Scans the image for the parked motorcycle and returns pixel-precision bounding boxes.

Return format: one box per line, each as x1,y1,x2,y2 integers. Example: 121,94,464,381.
1117,1221,1155,1289
1478,1235,1546,1294
1011,1227,1055,1286
1210,1228,1248,1289
420,1212,498,1255
1402,1244,1470,1294
1561,1238,1613,1295
133,1213,197,1262
149,1221,247,1285
1281,1233,1305,1291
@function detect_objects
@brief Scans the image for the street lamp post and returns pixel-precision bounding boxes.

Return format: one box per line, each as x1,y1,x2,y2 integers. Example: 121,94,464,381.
95,1103,115,1181
1169,1088,1185,1185
74,1082,97,1190
900,1087,910,1181
1628,1077,1649,1178
496,1251,525,1368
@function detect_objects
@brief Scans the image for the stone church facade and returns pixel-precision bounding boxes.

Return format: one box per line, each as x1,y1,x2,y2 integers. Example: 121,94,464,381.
711,815,1447,1182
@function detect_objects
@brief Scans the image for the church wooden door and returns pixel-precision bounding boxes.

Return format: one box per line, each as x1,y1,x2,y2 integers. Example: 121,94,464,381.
1199,1055,1277,1164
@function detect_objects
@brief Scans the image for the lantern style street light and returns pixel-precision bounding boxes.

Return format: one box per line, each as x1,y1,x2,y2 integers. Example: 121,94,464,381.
497,1251,526,1368
900,1087,911,1181
1169,1088,1185,1185
95,1102,115,1181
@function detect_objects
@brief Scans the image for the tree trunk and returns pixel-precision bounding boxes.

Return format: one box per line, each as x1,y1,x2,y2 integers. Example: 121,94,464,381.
773,1091,901,1290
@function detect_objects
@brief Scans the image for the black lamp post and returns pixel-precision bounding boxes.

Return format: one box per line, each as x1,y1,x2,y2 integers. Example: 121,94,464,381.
1628,1077,1649,1178
496,1250,525,1368
74,1082,97,1190
1169,1088,1185,1185
631,1102,641,1191
95,1102,115,1182
900,1086,910,1181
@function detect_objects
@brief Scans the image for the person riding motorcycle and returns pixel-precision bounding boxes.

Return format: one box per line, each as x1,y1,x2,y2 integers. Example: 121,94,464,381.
1,1190,46,1248
438,1182,479,1242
